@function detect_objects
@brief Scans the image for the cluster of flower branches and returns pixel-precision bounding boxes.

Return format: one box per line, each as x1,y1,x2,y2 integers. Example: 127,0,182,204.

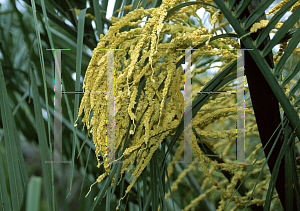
75,0,300,210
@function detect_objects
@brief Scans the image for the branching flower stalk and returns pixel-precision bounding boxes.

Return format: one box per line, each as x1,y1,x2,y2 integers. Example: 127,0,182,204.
75,0,298,209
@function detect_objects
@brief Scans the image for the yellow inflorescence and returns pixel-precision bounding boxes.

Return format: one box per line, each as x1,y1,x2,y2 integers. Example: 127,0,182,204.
75,0,287,209
250,20,283,33
266,0,300,15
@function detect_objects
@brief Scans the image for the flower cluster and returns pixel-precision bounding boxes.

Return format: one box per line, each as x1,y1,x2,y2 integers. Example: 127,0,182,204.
266,0,300,15
250,20,283,33
75,0,284,210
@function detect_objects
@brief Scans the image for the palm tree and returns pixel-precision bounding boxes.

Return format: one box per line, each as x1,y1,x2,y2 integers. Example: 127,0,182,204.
0,0,299,210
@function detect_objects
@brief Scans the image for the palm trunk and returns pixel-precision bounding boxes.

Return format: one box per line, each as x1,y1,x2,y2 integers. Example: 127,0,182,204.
238,0,297,210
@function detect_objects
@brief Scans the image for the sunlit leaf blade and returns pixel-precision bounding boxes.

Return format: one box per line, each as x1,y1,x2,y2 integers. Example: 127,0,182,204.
0,135,12,211
106,185,111,211
30,0,57,209
140,0,149,9
26,176,42,211
112,0,123,18
284,136,293,211
235,0,251,18
243,0,275,30
0,61,27,211
294,95,300,107
255,0,298,47
70,8,87,195
282,61,300,87
288,79,300,99
290,133,300,209
226,0,237,11
150,153,158,211
137,174,142,210
274,20,300,77
262,6,300,59
40,0,55,59
30,68,57,211
155,153,167,211
93,0,102,38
